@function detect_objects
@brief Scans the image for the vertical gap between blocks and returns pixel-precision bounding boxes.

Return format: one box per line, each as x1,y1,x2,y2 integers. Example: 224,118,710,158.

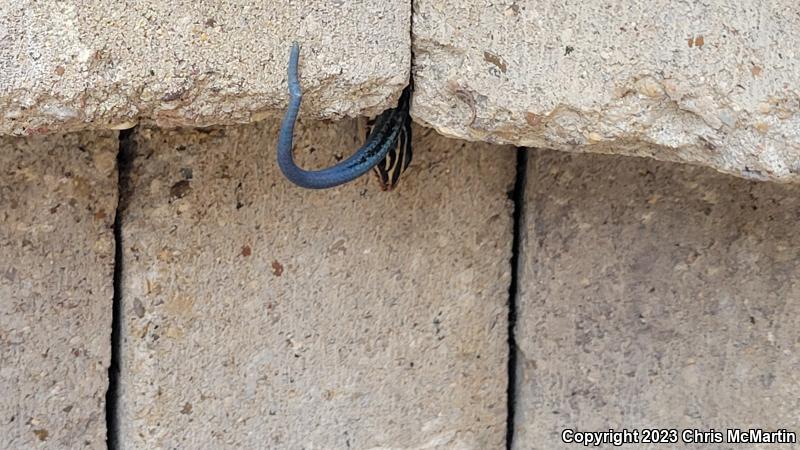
506,147,528,450
106,127,136,450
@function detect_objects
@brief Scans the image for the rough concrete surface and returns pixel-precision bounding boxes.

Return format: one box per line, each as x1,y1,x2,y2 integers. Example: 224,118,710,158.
413,0,800,182
513,150,800,449
0,131,118,449
117,122,515,449
0,1,409,136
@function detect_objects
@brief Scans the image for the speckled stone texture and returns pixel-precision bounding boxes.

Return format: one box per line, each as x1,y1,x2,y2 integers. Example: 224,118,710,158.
413,0,800,182
513,150,800,449
0,1,409,136
117,122,514,449
0,131,118,449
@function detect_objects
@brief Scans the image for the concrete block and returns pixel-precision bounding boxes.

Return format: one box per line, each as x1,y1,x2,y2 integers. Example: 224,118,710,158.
413,0,800,182
0,131,118,449
513,150,800,449
117,122,515,449
0,1,409,135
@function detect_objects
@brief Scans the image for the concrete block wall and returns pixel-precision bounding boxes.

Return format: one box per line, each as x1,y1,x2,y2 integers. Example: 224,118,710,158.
2,1,800,449
3,123,798,449
3,1,800,182
115,122,515,449
514,150,800,449
1,131,118,449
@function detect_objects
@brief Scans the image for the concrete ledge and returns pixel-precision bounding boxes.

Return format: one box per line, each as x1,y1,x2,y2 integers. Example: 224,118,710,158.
117,121,514,448
0,131,117,449
0,1,409,136
413,0,800,182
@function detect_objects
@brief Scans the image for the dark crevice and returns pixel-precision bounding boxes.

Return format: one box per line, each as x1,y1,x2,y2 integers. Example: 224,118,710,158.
506,148,528,450
106,127,136,450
